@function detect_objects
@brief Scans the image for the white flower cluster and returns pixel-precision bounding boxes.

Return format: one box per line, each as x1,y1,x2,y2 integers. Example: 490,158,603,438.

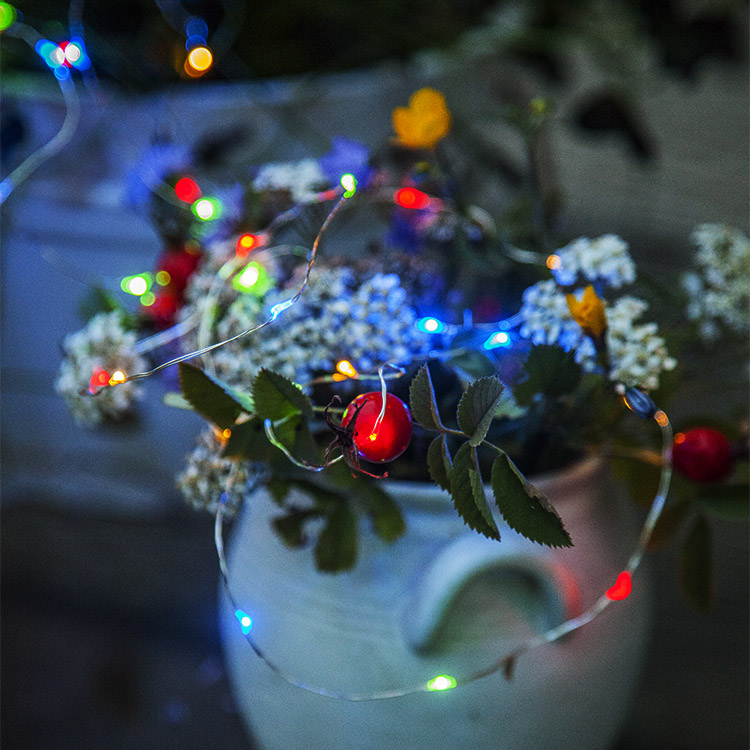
551,235,636,288
208,266,431,389
518,280,676,390
682,223,750,341
176,428,264,518
252,158,328,203
55,311,147,425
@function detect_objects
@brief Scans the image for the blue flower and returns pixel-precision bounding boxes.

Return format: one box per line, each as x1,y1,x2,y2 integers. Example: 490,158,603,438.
318,137,372,188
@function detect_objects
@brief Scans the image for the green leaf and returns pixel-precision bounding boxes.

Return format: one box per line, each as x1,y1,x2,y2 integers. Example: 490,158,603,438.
269,415,320,466
679,514,713,611
490,452,572,548
223,417,273,461
450,442,500,541
252,368,313,421
360,486,406,543
78,285,123,322
409,364,445,431
695,485,750,521
427,435,452,492
647,499,692,550
179,363,251,430
162,391,194,411
273,508,318,548
315,502,358,573
446,348,497,379
514,345,582,406
456,376,505,446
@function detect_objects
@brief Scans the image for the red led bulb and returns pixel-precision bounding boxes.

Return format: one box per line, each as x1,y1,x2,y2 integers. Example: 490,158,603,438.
342,392,412,463
672,427,732,483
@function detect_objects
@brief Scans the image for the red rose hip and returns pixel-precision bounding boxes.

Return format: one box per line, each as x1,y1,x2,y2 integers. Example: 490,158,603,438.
342,392,412,463
672,427,732,483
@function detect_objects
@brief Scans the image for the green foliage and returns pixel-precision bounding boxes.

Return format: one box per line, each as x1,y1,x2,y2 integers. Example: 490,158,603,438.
179,363,252,429
450,442,500,540
409,364,445,431
695,484,750,522
490,452,572,548
456,376,505,446
679,515,714,611
78,285,126,322
252,368,313,421
513,345,582,406
427,435,452,491
315,500,359,573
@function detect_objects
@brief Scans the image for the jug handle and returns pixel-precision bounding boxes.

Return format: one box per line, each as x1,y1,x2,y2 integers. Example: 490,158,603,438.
402,533,582,654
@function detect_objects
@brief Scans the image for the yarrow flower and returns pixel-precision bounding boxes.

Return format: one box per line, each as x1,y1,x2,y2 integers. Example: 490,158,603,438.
177,428,264,518
682,223,750,341
55,311,147,425
392,88,451,149
204,266,431,390
252,158,327,203
550,235,636,288
518,280,675,390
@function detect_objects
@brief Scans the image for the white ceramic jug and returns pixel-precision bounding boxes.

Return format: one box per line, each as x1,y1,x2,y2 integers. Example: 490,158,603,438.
220,457,651,750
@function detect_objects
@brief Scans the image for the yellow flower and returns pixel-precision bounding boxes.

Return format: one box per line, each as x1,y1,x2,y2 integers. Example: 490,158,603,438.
392,88,451,149
565,285,607,339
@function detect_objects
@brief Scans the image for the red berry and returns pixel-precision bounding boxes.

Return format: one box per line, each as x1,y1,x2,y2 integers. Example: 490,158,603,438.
342,392,412,463
672,427,732,483
155,246,202,299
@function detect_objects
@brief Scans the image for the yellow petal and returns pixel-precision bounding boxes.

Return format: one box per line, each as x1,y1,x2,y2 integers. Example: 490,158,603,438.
566,285,607,338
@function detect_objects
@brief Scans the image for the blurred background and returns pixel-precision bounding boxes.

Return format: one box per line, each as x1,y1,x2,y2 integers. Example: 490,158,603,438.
1,1,748,748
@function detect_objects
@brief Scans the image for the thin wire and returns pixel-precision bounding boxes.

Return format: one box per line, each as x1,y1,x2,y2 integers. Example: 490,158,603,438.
215,404,673,701
119,191,349,383
1,25,82,205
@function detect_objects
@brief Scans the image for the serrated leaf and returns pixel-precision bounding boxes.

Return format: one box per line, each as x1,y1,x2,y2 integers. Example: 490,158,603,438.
457,377,506,446
314,502,358,573
252,368,313,421
491,452,572,548
695,485,750,521
409,364,445,431
679,514,713,611
514,345,582,406
450,442,500,540
427,435,452,492
179,363,250,430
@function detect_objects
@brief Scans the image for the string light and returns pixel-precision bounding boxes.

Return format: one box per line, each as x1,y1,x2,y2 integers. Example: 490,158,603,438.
341,173,357,197
426,675,457,692
546,254,561,270
156,270,171,286
605,571,632,601
235,609,253,635
483,331,511,350
213,401,673,701
0,2,17,31
140,291,156,306
235,233,265,257
174,176,202,203
191,197,222,221
394,187,431,210
335,359,358,379
120,273,153,296
416,316,446,334
232,261,270,296
88,367,110,394
108,370,126,385
185,45,213,77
